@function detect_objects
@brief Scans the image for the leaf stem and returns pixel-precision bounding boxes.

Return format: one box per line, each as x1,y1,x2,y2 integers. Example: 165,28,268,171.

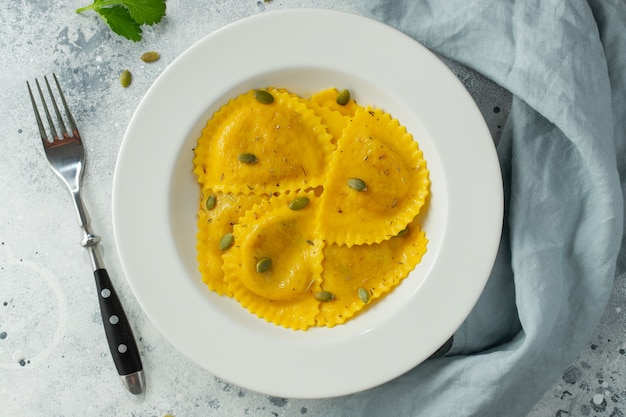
76,4,95,14
76,0,121,14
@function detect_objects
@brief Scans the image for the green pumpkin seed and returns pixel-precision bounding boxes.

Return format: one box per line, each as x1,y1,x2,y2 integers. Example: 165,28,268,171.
358,287,369,303
336,89,351,105
396,226,409,237
219,233,234,251
238,152,258,164
255,257,272,273
140,51,160,63
347,177,367,192
119,69,131,88
314,291,335,302
254,90,275,104
288,196,310,210
205,194,217,210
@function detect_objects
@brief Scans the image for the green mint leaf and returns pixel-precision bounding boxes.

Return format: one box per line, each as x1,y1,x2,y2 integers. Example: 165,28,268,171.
116,0,166,25
97,5,142,42
76,0,166,41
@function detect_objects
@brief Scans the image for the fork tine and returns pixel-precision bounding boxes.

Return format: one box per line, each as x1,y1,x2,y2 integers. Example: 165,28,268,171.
53,74,78,135
26,80,49,144
52,74,79,136
34,78,59,141
44,75,69,139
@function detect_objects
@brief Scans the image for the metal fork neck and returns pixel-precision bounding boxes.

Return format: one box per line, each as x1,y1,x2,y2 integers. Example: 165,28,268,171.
71,189,104,271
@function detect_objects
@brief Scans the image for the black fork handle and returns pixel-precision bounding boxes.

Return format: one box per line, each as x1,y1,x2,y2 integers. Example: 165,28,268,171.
94,268,144,393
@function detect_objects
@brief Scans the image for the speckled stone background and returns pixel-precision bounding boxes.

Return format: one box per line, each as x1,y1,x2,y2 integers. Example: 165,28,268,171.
1,1,624,416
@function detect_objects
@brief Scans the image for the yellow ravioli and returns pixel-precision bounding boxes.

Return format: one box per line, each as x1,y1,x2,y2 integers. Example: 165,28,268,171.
317,106,430,246
310,87,358,117
222,192,324,330
193,89,334,195
302,88,355,144
317,221,428,327
196,191,269,296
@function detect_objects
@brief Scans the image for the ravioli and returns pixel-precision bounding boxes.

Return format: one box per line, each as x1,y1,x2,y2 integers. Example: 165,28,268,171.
310,87,358,117
193,87,430,330
301,88,356,143
317,106,430,246
196,191,269,296
222,192,324,330
193,89,334,195
317,219,428,328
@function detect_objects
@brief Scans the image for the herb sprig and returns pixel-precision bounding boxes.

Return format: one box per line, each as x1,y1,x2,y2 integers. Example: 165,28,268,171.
76,0,166,42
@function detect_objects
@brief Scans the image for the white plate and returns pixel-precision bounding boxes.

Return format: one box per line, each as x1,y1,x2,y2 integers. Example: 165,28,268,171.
113,9,503,399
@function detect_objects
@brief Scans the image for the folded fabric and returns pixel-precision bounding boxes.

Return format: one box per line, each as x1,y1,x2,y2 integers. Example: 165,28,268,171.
321,1,626,416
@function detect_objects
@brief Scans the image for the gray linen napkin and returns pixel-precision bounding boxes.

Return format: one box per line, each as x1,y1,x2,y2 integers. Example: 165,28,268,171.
321,1,626,415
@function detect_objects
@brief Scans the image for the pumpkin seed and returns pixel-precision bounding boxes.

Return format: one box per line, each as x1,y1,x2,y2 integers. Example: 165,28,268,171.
255,257,272,273
396,226,409,237
219,233,234,251
238,152,258,164
140,51,160,63
347,177,367,192
205,194,217,210
336,89,351,105
314,291,335,302
288,196,310,210
119,69,131,88
254,90,274,104
358,287,369,303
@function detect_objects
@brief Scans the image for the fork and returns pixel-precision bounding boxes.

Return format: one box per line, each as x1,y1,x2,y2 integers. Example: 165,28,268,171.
27,74,144,395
